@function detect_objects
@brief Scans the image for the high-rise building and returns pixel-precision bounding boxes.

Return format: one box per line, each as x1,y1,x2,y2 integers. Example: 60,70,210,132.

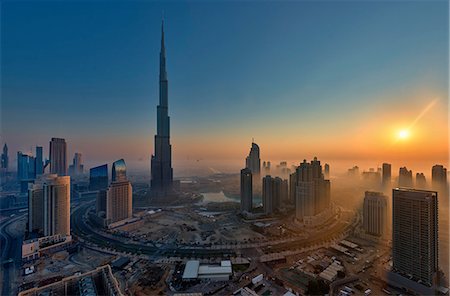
106,159,132,225
1,143,9,170
295,157,330,221
398,166,413,187
35,146,44,176
89,164,108,191
240,168,252,213
363,191,387,237
17,151,36,181
68,153,83,177
392,188,438,288
262,176,274,215
382,163,391,188
28,174,71,236
415,172,427,189
28,184,44,234
50,138,67,176
324,163,330,179
289,171,297,204
432,164,447,194
151,21,174,196
112,159,127,182
245,142,261,176
280,179,289,205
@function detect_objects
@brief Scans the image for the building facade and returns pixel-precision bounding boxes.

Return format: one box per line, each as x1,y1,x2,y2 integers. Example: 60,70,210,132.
245,142,261,176
50,138,67,176
363,191,387,237
240,168,252,213
392,188,438,288
28,174,71,237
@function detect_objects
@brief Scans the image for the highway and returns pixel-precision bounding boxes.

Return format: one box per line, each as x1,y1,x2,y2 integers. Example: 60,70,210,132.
71,203,236,258
0,213,26,296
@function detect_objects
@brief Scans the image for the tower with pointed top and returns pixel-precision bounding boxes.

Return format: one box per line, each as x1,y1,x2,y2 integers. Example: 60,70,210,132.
151,20,173,196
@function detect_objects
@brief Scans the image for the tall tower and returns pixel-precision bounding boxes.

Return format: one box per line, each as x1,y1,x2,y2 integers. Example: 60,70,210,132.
151,20,173,196
363,191,388,237
240,168,252,213
28,174,71,236
49,138,67,176
1,143,8,170
392,188,438,290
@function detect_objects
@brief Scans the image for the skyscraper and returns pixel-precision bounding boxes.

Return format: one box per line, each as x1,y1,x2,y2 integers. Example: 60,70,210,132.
89,164,108,191
68,152,83,177
262,175,274,215
112,159,127,182
28,174,71,236
382,163,391,188
1,143,8,170
17,151,36,181
392,188,438,289
35,146,44,176
240,168,252,213
415,172,427,189
398,166,413,187
50,138,67,176
432,164,447,194
245,142,261,176
295,158,330,221
324,163,330,179
363,191,387,237
106,160,132,225
151,21,174,196
289,171,297,204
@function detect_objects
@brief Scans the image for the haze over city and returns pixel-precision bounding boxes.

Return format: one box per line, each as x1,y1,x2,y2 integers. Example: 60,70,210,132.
1,1,449,296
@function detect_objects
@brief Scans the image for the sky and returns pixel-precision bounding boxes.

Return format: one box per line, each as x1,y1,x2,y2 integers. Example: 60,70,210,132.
1,0,449,175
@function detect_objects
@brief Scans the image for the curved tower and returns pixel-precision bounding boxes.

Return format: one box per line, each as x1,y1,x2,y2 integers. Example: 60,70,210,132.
151,20,173,196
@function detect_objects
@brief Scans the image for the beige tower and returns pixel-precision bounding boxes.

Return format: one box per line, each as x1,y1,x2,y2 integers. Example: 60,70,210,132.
28,174,71,236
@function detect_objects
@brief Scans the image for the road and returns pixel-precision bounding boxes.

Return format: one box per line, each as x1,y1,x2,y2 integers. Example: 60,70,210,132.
0,213,26,296
71,203,236,258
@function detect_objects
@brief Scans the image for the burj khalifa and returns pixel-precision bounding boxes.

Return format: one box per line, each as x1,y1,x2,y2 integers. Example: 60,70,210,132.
151,20,173,196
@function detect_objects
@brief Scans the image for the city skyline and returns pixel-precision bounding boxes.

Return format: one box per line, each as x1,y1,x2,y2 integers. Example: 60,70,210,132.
2,1,448,171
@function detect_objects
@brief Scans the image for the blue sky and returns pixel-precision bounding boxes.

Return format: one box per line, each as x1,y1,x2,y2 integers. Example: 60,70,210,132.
1,0,448,171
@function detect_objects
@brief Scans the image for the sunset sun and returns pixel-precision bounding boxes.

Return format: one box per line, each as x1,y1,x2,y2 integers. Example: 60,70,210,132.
398,129,410,140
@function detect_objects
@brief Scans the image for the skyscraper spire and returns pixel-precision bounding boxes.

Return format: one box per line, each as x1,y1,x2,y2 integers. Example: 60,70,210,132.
151,18,173,196
160,19,167,83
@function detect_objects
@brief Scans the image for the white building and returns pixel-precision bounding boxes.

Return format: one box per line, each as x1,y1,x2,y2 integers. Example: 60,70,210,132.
182,260,232,281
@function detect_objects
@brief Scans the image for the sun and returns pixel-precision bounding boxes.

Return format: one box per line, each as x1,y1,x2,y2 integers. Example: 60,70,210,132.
398,129,409,139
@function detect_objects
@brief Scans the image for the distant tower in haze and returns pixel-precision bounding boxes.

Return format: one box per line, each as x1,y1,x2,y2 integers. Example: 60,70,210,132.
324,163,330,179
151,20,174,196
295,157,330,222
432,164,447,195
416,172,427,189
50,138,67,176
17,151,36,181
35,146,44,176
382,163,391,188
391,188,438,292
1,143,9,170
240,168,252,213
245,142,261,176
363,191,387,237
28,174,71,236
398,166,412,187
106,159,132,226
68,152,83,177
